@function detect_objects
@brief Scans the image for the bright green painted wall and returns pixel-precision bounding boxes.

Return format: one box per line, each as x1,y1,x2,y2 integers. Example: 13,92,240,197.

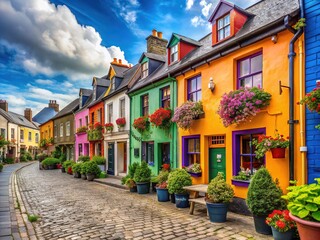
129,77,178,176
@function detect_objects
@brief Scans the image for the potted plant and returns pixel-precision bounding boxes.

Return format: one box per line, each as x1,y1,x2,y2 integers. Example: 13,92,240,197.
116,117,126,131
85,161,101,181
266,209,296,240
206,172,234,223
41,157,60,170
167,169,192,208
76,126,88,134
149,108,172,130
247,167,286,235
133,161,151,194
104,123,114,133
133,116,150,135
63,160,75,174
172,101,204,130
185,163,202,177
72,162,82,178
121,162,139,192
155,170,170,202
252,131,289,159
217,87,271,127
282,178,320,240
299,86,320,129
78,155,90,162
80,162,88,180
92,155,106,172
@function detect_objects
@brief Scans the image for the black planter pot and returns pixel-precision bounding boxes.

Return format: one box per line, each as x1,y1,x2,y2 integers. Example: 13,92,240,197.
73,172,81,178
81,174,87,180
175,193,189,208
136,182,150,194
86,174,95,181
151,182,157,192
170,193,175,203
253,215,272,235
61,168,66,173
206,202,229,223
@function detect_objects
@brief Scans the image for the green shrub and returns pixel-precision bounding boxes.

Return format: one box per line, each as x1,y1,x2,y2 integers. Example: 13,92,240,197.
72,163,82,173
85,161,101,176
133,161,151,183
121,175,129,185
4,158,14,164
41,158,60,167
37,153,48,162
20,154,27,162
92,155,106,165
59,153,66,163
27,214,39,222
247,167,286,216
151,176,159,183
62,160,75,171
80,161,89,174
24,152,33,161
207,172,234,203
99,171,108,178
0,163,3,172
52,146,62,159
157,170,169,184
78,155,90,162
167,169,192,194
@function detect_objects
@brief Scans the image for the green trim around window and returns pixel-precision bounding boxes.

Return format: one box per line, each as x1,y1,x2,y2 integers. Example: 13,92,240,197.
168,35,180,48
141,56,149,64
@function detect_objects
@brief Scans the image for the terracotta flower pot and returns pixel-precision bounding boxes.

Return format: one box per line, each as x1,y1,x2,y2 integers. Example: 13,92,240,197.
289,212,320,240
271,148,286,158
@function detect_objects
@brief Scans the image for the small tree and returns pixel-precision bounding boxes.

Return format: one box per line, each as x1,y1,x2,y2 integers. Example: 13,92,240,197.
247,167,286,216
167,169,192,194
133,161,151,183
207,172,234,203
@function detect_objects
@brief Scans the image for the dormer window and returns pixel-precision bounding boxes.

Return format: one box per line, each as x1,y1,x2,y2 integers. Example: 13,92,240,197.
170,44,178,63
142,62,148,78
93,85,96,100
217,14,230,41
111,78,115,90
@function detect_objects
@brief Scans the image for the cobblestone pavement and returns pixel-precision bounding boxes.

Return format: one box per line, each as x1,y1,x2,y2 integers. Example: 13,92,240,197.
16,163,272,240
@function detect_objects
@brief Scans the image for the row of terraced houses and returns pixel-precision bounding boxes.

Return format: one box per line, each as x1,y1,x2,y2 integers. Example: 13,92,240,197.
1,0,319,204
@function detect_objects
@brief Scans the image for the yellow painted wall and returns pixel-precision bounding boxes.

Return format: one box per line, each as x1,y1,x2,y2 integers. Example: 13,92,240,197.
40,120,53,142
20,126,40,149
176,30,305,198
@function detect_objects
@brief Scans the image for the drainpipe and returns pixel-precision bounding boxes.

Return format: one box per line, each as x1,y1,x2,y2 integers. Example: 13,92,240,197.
286,0,304,181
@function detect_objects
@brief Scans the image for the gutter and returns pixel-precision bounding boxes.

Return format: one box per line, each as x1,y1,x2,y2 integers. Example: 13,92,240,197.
285,0,304,181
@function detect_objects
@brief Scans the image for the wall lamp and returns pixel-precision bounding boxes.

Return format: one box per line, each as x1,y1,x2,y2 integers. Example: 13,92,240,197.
208,77,215,92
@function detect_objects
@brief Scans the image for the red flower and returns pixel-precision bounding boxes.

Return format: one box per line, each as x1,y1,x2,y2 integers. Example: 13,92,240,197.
133,116,149,133
312,97,317,102
94,122,103,129
116,117,126,127
162,163,170,170
276,220,286,229
149,108,172,129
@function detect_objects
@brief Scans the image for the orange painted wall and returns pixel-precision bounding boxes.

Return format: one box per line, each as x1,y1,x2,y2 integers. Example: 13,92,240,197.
40,120,53,141
176,30,305,199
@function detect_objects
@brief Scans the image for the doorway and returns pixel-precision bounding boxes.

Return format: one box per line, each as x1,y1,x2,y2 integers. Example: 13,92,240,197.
208,135,226,181
107,142,115,175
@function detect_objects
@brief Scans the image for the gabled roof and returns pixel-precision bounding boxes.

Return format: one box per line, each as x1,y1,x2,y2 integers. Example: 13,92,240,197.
110,64,129,78
32,107,58,125
167,33,202,48
92,75,110,87
52,98,79,120
3,111,38,129
0,108,14,122
74,94,93,114
208,0,254,23
138,52,166,63
80,88,92,96
88,89,107,107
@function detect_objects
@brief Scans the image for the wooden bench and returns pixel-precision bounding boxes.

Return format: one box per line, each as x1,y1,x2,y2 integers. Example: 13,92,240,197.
189,197,207,215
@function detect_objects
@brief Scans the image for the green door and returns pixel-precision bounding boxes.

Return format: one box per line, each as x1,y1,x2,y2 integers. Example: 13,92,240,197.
107,143,114,175
209,148,226,181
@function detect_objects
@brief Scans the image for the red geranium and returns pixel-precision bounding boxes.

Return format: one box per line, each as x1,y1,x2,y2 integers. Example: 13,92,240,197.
104,123,114,132
94,122,103,130
67,166,73,174
266,210,296,232
116,117,126,127
133,116,149,134
162,163,170,170
149,108,171,129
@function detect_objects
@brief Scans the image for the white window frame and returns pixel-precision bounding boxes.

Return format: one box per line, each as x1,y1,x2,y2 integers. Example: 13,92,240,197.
28,132,32,142
170,44,178,63
217,14,231,41
60,123,63,137
20,130,24,142
119,98,125,118
108,103,113,123
35,133,39,143
66,121,70,137
142,62,148,78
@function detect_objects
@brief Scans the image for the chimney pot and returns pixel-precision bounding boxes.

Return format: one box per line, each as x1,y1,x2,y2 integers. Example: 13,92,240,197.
24,108,32,122
113,58,117,62
119,59,122,64
152,29,157,36
157,32,163,38
0,100,8,112
49,100,59,112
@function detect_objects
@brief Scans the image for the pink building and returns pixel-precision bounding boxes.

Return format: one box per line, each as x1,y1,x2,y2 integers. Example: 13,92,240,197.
74,89,92,160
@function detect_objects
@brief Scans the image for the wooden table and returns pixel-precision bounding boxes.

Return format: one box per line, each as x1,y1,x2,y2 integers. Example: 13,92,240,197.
183,184,208,214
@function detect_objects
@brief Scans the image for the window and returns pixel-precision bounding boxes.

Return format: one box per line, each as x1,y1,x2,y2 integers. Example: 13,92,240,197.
119,98,125,118
85,116,89,126
97,109,101,123
142,141,154,165
170,44,178,63
91,112,94,125
1,128,6,138
66,121,70,136
93,85,96,100
232,128,265,183
142,62,148,78
20,130,24,142
161,86,170,108
79,119,82,128
35,133,39,143
238,53,263,88
54,125,57,138
217,14,230,41
60,123,63,137
108,104,113,123
141,94,149,116
79,95,83,108
111,78,115,90
28,132,32,141
49,127,51,137
78,144,83,155
11,128,14,139
182,136,200,167
187,75,201,102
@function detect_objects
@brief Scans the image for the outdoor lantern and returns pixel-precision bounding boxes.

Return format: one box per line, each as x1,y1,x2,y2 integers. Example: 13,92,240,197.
208,77,215,92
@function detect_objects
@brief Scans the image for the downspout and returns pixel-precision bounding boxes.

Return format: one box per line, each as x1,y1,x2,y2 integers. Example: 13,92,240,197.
286,0,304,181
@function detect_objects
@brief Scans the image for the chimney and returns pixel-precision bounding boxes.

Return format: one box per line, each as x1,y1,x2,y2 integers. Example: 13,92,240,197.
0,100,8,112
24,108,32,122
48,100,59,112
113,58,117,63
119,59,122,64
146,29,168,55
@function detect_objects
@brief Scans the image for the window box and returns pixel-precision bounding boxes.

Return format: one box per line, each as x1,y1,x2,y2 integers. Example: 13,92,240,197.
231,179,250,187
187,172,202,178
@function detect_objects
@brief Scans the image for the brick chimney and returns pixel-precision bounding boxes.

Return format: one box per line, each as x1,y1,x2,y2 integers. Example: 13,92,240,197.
146,29,168,55
24,108,32,122
48,100,59,112
0,100,8,112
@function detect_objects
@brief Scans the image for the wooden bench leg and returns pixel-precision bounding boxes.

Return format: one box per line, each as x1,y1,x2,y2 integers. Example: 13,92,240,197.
189,202,195,215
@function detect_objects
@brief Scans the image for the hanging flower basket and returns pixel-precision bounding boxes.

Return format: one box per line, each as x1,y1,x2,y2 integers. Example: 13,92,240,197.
299,86,320,129
172,101,204,130
270,148,286,158
149,108,172,130
133,116,150,134
217,87,271,127
104,123,114,133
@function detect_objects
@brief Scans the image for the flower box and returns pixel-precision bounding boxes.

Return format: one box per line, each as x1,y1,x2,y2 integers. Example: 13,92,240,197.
187,171,202,177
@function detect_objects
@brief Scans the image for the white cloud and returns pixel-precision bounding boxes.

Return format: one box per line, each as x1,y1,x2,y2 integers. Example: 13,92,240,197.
35,79,55,85
186,0,194,10
0,0,128,81
200,0,213,17
191,16,206,27
128,0,139,6
120,11,137,23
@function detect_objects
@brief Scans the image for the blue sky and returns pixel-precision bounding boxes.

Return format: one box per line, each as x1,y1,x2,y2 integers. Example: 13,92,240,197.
0,0,259,115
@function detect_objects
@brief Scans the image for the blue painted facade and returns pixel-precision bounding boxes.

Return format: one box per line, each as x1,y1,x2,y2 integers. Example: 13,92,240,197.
305,0,320,183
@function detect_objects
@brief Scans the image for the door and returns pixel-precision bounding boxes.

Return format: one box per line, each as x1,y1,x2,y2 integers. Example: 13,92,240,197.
209,148,226,181
159,143,170,169
107,143,115,175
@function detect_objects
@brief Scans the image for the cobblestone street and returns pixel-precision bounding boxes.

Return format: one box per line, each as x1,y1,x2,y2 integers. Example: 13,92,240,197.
16,163,272,240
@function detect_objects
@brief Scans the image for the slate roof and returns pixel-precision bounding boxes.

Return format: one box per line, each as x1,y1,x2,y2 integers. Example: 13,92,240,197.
111,64,129,78
94,76,110,87
139,52,166,63
32,107,58,125
129,0,299,93
0,109,38,129
80,88,92,96
52,98,79,120
74,93,93,114
169,33,202,47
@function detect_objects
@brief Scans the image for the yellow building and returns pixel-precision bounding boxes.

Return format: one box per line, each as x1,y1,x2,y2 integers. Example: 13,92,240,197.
39,120,54,153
